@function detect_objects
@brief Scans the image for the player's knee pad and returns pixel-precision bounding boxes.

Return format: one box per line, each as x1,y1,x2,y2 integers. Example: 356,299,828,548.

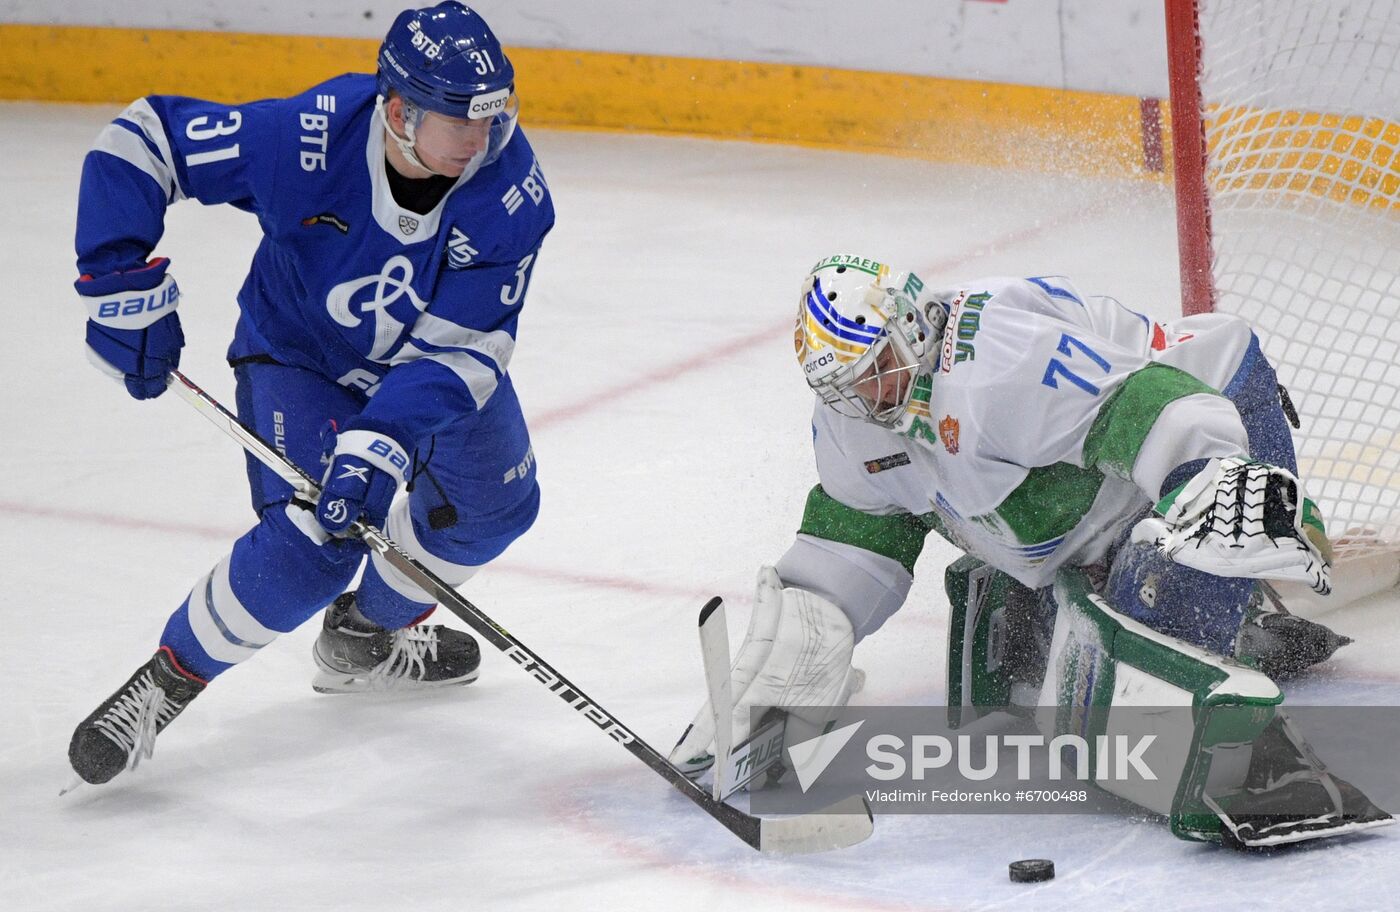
359,487,539,609
1106,539,1254,656
419,474,540,566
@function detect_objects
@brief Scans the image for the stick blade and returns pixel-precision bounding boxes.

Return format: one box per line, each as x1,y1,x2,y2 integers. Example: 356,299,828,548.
757,795,874,854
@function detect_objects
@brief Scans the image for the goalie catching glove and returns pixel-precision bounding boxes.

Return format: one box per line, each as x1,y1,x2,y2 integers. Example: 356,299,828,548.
668,566,860,785
1132,456,1333,595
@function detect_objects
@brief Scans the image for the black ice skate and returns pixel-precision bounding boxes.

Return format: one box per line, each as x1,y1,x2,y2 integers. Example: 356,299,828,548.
68,646,207,785
311,593,481,694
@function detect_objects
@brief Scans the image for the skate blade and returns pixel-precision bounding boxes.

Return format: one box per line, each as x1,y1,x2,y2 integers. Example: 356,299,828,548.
311,667,481,695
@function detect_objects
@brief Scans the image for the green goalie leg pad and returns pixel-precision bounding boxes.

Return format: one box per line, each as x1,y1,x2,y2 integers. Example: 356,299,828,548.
1041,568,1285,844
946,556,1007,728
945,556,1045,729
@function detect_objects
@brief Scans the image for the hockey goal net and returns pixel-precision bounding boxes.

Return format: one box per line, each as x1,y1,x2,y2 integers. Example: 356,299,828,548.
1166,0,1400,558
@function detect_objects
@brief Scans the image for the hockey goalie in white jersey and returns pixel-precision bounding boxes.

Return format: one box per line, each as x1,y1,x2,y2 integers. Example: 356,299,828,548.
670,255,1388,846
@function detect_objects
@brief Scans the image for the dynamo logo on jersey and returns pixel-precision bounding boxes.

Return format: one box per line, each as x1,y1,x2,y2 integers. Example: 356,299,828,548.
326,255,428,361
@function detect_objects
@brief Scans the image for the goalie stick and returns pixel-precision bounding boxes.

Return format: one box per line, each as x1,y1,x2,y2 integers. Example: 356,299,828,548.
166,370,873,855
697,599,789,801
697,598,734,801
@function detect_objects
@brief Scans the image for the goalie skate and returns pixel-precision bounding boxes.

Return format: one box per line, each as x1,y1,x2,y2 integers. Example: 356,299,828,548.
1235,592,1352,680
312,593,481,694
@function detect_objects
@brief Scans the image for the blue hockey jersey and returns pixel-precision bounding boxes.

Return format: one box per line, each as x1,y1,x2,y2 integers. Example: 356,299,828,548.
75,73,555,446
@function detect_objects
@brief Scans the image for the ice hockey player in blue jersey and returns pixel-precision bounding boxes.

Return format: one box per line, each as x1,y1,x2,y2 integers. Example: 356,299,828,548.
68,2,554,786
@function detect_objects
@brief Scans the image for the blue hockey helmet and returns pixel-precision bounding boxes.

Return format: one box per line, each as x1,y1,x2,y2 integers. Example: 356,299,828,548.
377,2,519,174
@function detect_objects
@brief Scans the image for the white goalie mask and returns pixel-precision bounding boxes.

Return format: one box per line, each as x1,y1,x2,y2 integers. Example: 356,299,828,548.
793,255,945,429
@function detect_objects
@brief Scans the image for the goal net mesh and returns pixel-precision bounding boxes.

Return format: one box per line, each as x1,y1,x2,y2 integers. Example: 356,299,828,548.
1196,0,1400,551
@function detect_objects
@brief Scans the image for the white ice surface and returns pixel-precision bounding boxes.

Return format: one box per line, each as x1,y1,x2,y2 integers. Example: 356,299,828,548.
2,103,1397,912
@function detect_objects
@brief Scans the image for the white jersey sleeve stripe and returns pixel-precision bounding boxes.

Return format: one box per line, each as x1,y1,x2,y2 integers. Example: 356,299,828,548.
389,336,502,409
411,311,516,373
92,122,180,203
112,99,185,202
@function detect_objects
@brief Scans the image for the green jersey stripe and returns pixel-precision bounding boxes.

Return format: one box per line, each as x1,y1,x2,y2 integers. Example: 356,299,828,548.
1083,363,1221,479
798,485,931,574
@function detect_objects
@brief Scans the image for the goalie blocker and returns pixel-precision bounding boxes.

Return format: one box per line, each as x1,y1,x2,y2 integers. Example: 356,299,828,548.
946,557,1392,847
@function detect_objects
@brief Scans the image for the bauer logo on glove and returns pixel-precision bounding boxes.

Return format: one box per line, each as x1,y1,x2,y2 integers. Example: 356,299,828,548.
315,422,412,534
1131,456,1333,595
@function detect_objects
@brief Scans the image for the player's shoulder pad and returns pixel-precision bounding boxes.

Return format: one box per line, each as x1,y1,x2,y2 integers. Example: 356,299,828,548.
269,73,377,172
936,277,1071,384
447,126,555,260
279,72,376,113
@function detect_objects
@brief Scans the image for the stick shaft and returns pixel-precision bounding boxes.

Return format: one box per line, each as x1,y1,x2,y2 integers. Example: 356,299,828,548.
166,370,763,848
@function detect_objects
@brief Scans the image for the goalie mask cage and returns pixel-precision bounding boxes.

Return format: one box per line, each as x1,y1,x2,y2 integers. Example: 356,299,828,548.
1166,0,1400,554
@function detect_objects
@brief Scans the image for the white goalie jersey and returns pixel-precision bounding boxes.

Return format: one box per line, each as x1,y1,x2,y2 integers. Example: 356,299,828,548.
785,276,1262,608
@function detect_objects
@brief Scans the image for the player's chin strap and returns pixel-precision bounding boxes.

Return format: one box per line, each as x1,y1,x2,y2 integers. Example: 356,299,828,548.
374,95,454,179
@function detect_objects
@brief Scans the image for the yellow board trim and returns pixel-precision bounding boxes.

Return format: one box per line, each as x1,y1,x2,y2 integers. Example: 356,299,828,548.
0,24,381,105
5,22,1395,202
0,22,1157,179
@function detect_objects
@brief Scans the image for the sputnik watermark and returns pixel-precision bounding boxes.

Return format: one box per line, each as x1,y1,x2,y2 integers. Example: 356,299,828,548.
864,733,1157,782
745,707,1178,815
743,705,1400,816
786,726,1156,792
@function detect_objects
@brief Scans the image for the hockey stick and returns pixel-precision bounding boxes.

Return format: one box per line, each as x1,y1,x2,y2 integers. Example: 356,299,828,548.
166,370,873,855
697,598,789,801
697,598,733,800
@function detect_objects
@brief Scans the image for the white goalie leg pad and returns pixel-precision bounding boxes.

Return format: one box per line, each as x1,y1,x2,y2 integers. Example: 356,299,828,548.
368,497,480,601
669,566,858,769
776,534,912,642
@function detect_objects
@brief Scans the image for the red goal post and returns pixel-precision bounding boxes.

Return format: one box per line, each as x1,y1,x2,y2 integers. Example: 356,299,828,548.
1164,0,1400,590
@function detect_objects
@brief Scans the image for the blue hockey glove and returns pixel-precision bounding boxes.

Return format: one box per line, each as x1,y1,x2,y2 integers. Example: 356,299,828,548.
315,420,411,535
77,257,184,400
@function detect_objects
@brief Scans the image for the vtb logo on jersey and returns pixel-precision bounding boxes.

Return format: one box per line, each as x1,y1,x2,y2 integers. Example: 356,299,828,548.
326,255,428,361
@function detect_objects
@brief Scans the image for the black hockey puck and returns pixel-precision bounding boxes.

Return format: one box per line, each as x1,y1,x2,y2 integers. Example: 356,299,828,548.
1009,859,1055,883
